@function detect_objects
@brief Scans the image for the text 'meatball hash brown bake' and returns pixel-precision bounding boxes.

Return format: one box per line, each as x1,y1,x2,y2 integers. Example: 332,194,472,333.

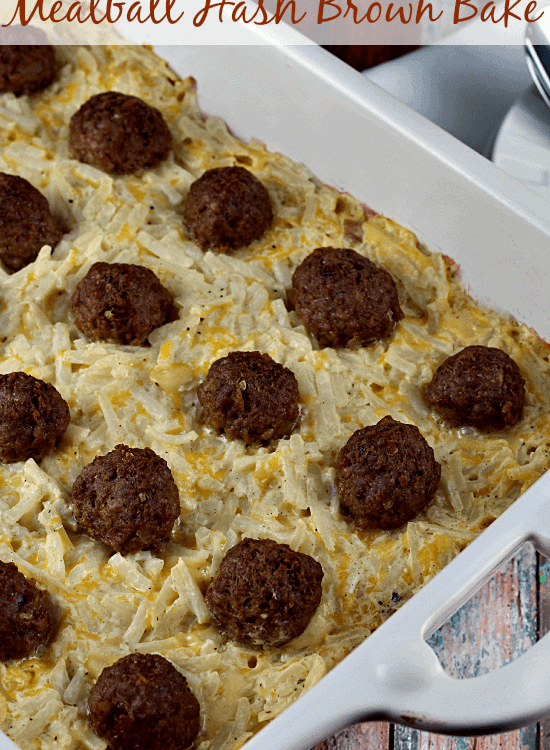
0,44,549,750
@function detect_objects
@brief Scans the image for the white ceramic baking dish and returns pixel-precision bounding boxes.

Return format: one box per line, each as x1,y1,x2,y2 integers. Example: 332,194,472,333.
153,41,550,749
2,29,550,750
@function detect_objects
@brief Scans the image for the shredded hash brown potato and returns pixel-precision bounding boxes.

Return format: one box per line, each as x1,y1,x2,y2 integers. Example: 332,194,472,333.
0,45,550,750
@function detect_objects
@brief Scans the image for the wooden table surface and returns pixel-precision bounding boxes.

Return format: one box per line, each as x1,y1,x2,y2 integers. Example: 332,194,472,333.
312,546,549,750
311,46,549,750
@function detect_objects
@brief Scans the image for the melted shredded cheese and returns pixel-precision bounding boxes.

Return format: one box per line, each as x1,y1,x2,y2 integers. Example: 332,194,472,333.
0,45,549,750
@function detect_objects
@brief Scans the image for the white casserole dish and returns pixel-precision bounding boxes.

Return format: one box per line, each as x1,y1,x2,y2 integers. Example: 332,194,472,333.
2,31,550,750
150,41,550,749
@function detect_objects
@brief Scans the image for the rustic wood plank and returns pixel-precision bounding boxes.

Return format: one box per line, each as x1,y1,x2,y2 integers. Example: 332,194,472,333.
393,726,537,749
426,544,537,677
538,553,550,750
312,723,391,749
393,730,537,749
394,543,538,750
313,544,539,750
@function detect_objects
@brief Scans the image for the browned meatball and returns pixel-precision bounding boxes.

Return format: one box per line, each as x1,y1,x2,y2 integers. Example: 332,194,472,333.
88,653,200,750
423,345,525,431
69,92,172,175
206,538,324,647
0,371,70,463
185,166,273,253
0,173,63,271
71,445,180,554
71,262,173,346
0,27,55,95
292,246,403,349
337,416,441,531
0,561,54,661
197,351,300,445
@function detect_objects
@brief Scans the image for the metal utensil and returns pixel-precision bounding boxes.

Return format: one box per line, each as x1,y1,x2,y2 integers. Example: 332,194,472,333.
525,9,550,108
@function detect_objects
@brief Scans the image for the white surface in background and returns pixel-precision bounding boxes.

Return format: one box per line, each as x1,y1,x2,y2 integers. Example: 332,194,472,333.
361,5,550,202
436,8,527,43
363,40,550,201
492,87,550,200
363,46,533,153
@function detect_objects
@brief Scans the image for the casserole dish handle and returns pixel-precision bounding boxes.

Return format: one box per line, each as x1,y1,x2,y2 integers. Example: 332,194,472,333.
242,471,550,750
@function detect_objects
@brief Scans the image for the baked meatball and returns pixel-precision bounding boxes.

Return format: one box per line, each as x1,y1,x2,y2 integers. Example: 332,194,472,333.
337,416,441,531
206,538,324,647
292,246,403,349
71,445,180,554
185,166,273,253
0,173,63,271
88,653,200,750
0,371,70,463
71,262,173,346
0,561,54,661
197,351,300,445
69,91,172,175
423,345,525,431
0,27,55,95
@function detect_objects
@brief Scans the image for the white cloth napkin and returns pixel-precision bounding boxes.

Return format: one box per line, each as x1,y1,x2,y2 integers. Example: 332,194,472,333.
363,39,532,153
